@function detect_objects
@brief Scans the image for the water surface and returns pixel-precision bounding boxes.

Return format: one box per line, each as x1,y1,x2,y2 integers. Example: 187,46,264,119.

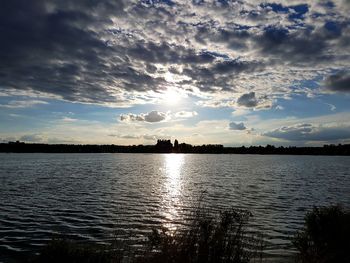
1,153,349,262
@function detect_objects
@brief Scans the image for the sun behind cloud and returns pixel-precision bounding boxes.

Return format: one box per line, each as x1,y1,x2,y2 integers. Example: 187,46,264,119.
162,88,182,106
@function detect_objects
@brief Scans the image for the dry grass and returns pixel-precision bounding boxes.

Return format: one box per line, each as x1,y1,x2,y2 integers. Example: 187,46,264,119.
29,207,264,263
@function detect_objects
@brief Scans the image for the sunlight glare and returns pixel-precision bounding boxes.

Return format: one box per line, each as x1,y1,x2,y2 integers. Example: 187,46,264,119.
165,154,184,196
162,154,185,231
163,88,181,105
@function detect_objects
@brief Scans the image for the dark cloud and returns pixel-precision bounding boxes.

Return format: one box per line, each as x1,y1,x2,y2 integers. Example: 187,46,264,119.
229,122,246,130
237,92,258,108
260,3,309,20
0,0,349,107
256,26,330,64
0,0,196,104
0,0,128,104
324,71,350,92
264,123,350,141
194,24,251,51
120,111,167,123
212,59,262,74
144,111,167,122
0,0,256,103
127,42,217,65
180,59,263,93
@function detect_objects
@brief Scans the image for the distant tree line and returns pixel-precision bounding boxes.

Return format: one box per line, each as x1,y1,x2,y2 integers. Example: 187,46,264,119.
1,140,350,155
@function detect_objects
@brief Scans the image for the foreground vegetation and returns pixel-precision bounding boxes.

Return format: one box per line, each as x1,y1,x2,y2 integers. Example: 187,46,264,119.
293,205,350,263
26,205,349,263
28,208,263,263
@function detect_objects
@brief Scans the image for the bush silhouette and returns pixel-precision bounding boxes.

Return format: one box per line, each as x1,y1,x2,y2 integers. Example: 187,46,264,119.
293,205,350,263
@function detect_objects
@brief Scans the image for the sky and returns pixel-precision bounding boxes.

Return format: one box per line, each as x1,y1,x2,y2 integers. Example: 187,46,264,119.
0,0,350,146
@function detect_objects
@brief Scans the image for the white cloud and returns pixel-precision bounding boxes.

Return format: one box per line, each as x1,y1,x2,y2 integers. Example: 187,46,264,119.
0,100,48,108
175,111,198,118
325,103,336,111
232,108,251,117
61,117,78,122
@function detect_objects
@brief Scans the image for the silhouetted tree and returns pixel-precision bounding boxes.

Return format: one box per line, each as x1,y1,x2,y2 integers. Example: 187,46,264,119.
173,139,179,152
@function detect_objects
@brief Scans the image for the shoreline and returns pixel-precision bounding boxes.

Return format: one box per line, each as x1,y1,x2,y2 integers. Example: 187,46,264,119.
1,142,350,155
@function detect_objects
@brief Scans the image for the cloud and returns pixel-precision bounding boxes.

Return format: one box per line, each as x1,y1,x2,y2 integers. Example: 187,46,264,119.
142,134,158,141
20,134,43,142
232,108,251,116
0,0,349,109
120,113,145,122
175,111,198,118
143,134,170,141
107,133,167,141
0,100,48,108
264,123,350,141
229,122,246,130
120,110,167,123
325,103,336,111
324,71,350,92
237,92,258,108
61,117,78,122
144,111,168,122
236,92,273,109
108,134,141,139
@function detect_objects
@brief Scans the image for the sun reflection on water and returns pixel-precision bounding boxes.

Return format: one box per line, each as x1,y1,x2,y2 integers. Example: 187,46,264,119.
162,154,185,231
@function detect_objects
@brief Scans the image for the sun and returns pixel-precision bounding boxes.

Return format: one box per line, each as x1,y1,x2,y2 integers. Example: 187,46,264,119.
163,88,181,105
162,71,184,105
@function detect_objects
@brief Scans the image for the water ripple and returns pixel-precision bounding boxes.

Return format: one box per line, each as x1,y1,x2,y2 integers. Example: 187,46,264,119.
0,153,349,262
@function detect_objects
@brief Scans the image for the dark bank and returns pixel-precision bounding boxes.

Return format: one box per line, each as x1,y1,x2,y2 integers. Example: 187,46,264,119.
1,140,350,155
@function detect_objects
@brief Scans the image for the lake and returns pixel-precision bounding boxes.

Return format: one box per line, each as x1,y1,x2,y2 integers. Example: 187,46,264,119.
0,153,349,262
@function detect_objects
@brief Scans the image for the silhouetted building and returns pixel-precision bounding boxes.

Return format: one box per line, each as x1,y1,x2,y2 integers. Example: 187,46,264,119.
155,139,173,153
173,139,179,152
